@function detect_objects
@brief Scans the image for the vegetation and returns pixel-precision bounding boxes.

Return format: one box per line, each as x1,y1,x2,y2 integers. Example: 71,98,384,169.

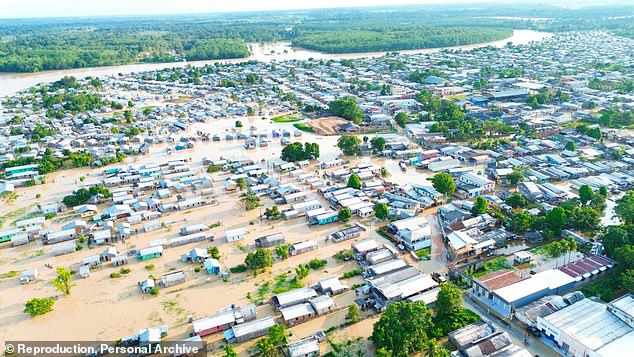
62,185,111,207
328,97,364,124
280,142,320,162
241,191,261,210
264,205,281,220
347,173,362,189
271,114,301,123
371,301,435,357
468,257,513,278
429,173,456,202
52,267,75,295
293,123,315,133
275,243,292,260
338,208,352,223
433,284,479,335
24,297,55,317
337,135,362,156
245,249,274,270
333,249,354,261
471,196,489,215
207,246,221,260
374,203,390,220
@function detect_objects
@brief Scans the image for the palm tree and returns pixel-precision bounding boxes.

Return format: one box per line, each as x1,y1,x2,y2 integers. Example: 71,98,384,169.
253,338,278,357
240,191,261,211
425,339,440,357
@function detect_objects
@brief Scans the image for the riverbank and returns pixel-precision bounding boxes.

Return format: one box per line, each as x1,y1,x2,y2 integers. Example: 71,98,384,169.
0,30,551,98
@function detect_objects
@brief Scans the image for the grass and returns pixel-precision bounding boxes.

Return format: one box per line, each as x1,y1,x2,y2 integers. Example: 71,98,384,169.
581,273,622,302
293,123,315,133
415,247,431,259
0,205,31,229
272,114,301,123
468,257,513,278
0,270,20,279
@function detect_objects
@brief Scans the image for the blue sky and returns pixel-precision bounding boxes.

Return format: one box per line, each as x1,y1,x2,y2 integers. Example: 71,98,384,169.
1,0,490,19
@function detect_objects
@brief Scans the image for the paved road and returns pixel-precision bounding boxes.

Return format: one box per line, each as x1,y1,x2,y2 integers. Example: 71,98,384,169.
462,294,560,357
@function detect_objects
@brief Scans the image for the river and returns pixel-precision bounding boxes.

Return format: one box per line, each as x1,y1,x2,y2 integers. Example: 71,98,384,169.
0,30,551,97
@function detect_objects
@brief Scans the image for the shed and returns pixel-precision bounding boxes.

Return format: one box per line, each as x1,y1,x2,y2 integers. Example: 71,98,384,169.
226,228,246,242
309,295,336,315
289,240,319,256
160,271,186,287
52,241,77,256
255,233,286,248
286,337,321,357
280,303,316,326
20,269,39,284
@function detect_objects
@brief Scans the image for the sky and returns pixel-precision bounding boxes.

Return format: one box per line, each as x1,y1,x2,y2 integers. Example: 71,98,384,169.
0,0,619,19
0,0,505,19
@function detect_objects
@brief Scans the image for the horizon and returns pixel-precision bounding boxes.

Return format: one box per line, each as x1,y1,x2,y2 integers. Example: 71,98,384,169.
0,0,624,20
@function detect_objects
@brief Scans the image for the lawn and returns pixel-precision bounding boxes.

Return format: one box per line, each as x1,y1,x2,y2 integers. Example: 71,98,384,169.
293,123,315,132
272,114,301,123
415,247,431,260
467,257,513,278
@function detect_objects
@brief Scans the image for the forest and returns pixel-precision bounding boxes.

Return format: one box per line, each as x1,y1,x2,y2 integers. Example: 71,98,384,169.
1,4,634,72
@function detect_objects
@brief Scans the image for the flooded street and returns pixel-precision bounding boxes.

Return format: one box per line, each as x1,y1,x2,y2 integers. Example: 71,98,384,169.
0,30,551,97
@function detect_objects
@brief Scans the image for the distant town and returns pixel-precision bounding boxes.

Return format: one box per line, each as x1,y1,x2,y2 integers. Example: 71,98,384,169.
1,18,634,357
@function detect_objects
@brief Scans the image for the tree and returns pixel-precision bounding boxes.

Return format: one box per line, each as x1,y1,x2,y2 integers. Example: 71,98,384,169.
472,197,488,215
253,338,277,357
616,190,634,224
374,203,390,220
578,185,593,207
223,344,238,357
429,173,456,202
236,177,248,190
507,167,524,185
505,193,527,208
264,205,281,219
338,208,352,223
337,135,362,156
545,207,567,237
24,297,55,316
370,136,386,153
372,301,434,357
602,227,630,258
52,267,75,295
281,142,320,162
245,248,273,270
235,120,243,128
329,96,364,124
599,186,609,198
395,112,408,127
347,304,360,322
241,191,261,210
565,141,576,151
433,283,477,334
508,211,533,234
123,109,133,123
347,173,362,189
268,324,288,347
207,246,220,260
247,106,256,116
424,339,441,357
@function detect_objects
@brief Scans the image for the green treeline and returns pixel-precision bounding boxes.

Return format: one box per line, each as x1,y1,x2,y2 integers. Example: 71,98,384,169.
292,27,512,54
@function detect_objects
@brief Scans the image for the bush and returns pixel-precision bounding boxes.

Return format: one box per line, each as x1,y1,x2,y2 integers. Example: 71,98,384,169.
207,165,221,173
230,264,248,273
110,272,122,278
308,259,327,270
24,297,55,316
333,249,354,261
194,267,201,273
144,264,155,271
150,287,159,296
120,268,131,275
341,269,363,279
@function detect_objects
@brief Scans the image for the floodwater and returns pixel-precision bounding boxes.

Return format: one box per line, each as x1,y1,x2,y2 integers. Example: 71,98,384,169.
0,30,552,97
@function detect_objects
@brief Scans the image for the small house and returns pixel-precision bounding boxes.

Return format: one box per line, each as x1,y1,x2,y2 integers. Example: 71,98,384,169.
139,278,156,293
100,247,119,261
52,241,77,256
160,271,186,287
20,269,38,284
280,303,316,326
78,265,91,278
289,240,319,256
204,259,221,275
112,254,129,266
255,233,285,248
226,228,246,242
286,337,321,357
514,251,533,265
317,277,349,296
272,288,318,309
83,254,102,268
181,248,209,263
224,316,275,343
136,246,164,261
309,295,336,315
